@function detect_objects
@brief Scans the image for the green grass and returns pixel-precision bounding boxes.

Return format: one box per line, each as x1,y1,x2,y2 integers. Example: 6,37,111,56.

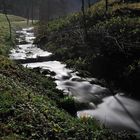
0,14,27,56
0,14,26,22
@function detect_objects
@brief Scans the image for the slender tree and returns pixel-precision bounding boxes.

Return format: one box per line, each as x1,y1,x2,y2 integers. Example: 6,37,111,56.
39,0,50,23
105,0,108,12
2,0,12,40
81,0,88,41
31,0,34,24
87,0,91,8
26,0,30,25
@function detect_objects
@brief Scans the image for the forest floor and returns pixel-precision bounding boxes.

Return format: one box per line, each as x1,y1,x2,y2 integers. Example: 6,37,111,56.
36,0,140,98
1,13,138,140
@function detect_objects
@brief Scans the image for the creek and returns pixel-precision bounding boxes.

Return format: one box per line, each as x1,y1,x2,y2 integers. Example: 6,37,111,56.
9,27,140,133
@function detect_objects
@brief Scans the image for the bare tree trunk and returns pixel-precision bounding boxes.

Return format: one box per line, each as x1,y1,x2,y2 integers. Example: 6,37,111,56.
5,14,12,40
31,0,34,24
105,0,108,12
2,0,12,40
81,0,88,41
39,0,49,23
88,0,91,8
27,7,30,25
26,0,30,25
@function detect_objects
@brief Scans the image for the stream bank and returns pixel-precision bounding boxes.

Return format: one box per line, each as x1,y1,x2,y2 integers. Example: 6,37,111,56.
1,13,139,140
9,27,140,133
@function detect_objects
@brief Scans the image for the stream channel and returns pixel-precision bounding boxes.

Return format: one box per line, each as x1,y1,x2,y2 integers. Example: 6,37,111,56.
9,27,140,133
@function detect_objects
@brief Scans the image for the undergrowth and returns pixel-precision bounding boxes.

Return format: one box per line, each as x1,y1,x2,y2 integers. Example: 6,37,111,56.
0,13,136,140
36,0,140,97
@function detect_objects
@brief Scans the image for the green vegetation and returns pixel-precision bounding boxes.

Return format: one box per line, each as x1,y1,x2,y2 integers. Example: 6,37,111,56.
0,14,27,56
36,0,140,98
1,13,137,139
0,14,26,22
0,57,101,139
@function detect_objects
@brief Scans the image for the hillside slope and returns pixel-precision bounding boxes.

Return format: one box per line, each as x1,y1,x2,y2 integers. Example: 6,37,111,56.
36,0,140,98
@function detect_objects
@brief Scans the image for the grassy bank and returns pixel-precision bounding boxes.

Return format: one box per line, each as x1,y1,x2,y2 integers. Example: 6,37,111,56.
0,14,27,56
0,13,137,139
36,0,140,98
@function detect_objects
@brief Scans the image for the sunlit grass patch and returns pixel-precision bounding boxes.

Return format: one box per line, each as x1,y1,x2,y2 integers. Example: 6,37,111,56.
0,13,26,22
0,14,27,56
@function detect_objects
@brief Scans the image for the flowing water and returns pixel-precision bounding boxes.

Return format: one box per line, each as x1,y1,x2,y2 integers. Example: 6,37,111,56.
9,27,140,133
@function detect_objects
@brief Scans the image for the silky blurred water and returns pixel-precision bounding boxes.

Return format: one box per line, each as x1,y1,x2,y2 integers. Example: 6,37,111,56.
9,27,140,133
